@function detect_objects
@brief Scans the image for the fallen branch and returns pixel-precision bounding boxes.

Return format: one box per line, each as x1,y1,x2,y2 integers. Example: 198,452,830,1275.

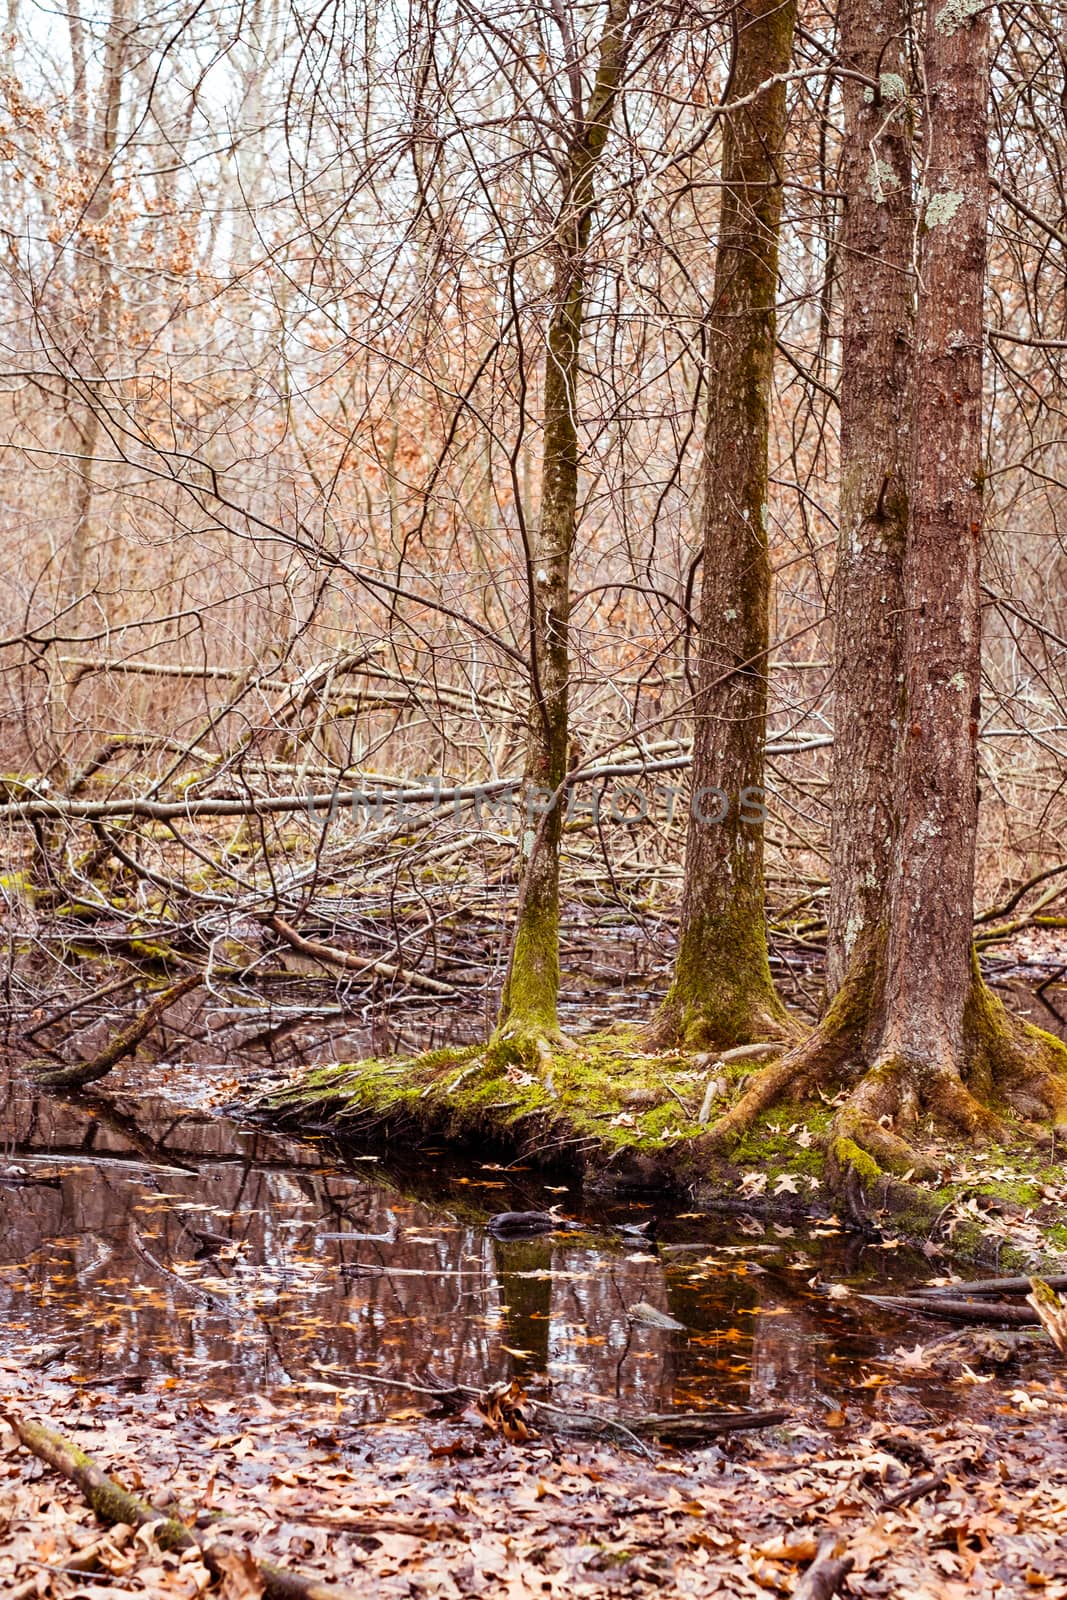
529,1401,788,1446
917,1273,1067,1298
266,913,455,996
864,1294,1038,1326
1027,1278,1067,1355
793,1534,854,1600
307,1361,785,1451
33,971,204,1089
2,1407,362,1600
877,1471,947,1511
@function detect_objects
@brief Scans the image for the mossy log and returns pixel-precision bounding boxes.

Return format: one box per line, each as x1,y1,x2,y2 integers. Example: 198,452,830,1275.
2,1407,361,1600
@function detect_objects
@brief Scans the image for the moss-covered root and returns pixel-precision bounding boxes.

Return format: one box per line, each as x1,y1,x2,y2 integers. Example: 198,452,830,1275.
827,1061,945,1181
822,988,1067,1183
490,1021,568,1069
702,968,870,1152
967,975,1067,1129
709,961,1067,1178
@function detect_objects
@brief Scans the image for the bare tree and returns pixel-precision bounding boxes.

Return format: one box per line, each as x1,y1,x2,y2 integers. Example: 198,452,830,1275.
498,0,635,1052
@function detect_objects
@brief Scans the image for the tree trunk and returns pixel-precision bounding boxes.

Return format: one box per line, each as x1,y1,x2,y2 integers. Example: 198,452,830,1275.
826,0,913,1000
708,0,1067,1172
651,0,799,1051
64,0,129,609
870,0,990,1088
498,0,631,1050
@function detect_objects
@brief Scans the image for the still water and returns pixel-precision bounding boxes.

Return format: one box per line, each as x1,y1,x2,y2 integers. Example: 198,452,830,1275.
2,1071,1048,1428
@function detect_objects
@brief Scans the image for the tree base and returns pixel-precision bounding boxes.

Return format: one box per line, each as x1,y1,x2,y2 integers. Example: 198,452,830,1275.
645,984,801,1056
490,1020,569,1069
704,973,1067,1189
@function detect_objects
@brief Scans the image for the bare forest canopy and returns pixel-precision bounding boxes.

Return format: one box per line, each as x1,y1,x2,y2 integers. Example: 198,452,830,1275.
0,0,1064,1010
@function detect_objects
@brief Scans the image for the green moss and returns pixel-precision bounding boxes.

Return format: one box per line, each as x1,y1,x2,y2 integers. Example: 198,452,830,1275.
658,899,791,1053
260,1014,1067,1273
125,938,178,965
264,1026,713,1157
0,869,36,906
831,1136,882,1190
498,900,562,1044
732,1101,831,1178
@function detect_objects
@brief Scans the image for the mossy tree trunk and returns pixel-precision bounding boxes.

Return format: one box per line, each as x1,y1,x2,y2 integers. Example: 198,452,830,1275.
498,0,632,1050
651,0,799,1052
709,0,1067,1172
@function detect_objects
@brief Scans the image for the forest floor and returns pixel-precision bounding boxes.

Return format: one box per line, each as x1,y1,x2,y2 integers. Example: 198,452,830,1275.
4,930,1067,1595
3,1354,1067,1598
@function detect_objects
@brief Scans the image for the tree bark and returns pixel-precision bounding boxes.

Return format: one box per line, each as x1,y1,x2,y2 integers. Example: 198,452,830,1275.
706,0,1067,1169
868,0,990,1095
826,0,913,1000
499,0,631,1048
651,0,799,1051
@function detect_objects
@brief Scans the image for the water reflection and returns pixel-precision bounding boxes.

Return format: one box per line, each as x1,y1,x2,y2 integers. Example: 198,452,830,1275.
0,1080,994,1420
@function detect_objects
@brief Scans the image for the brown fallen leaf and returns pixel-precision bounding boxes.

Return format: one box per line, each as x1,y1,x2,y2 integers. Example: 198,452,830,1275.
208,1543,266,1599
754,1534,819,1562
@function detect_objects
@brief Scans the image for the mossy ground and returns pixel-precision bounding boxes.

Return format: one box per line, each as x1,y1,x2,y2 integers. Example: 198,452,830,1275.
261,1029,1067,1270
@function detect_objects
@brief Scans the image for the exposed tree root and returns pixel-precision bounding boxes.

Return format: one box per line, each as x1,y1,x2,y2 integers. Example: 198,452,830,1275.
490,1021,569,1069
704,962,1067,1193
702,961,871,1151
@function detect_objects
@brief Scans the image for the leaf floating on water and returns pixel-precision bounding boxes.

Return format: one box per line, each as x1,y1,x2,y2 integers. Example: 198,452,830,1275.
627,1302,686,1331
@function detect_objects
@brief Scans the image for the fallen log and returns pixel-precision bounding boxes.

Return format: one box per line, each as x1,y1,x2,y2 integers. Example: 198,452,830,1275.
486,1209,582,1239
2,1407,362,1600
916,1273,1067,1298
864,1294,1038,1326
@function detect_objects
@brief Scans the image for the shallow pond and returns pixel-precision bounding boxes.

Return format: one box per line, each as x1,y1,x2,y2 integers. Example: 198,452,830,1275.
1,1072,1059,1433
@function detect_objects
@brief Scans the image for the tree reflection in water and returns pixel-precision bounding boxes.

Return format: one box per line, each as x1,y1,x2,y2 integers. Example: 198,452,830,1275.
0,1080,940,1419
